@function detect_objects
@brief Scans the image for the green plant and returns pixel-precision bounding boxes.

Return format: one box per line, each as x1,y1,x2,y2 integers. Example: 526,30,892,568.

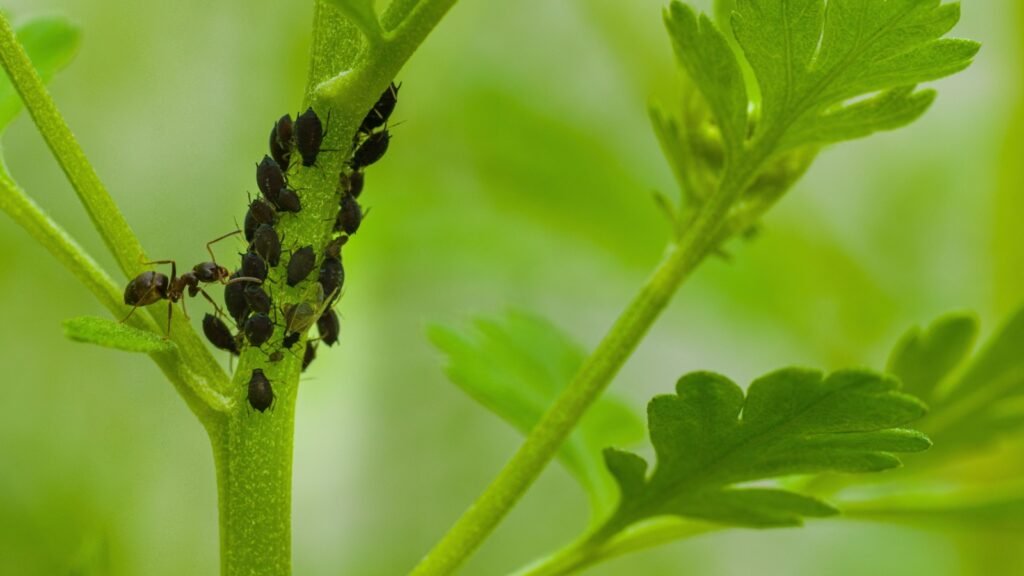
1,0,1004,574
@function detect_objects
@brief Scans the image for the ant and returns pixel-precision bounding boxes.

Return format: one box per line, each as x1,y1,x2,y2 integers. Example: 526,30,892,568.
122,231,261,335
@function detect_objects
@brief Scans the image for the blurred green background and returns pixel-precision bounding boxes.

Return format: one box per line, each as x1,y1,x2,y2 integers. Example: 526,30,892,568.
0,0,1019,574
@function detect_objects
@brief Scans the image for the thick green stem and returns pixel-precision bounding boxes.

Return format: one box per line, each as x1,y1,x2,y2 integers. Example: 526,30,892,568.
213,2,461,574
411,154,767,575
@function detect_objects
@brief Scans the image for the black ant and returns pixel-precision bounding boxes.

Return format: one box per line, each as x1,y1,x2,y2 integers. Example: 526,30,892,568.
122,231,261,334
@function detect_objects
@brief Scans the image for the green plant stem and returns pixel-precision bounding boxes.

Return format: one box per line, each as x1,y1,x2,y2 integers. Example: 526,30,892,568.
0,169,228,420
0,11,231,402
512,520,719,576
0,12,141,278
411,153,767,575
212,2,462,574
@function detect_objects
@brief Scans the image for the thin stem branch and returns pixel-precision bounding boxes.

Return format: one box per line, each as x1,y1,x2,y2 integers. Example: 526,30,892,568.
0,11,231,400
512,520,719,576
0,170,228,419
411,151,767,575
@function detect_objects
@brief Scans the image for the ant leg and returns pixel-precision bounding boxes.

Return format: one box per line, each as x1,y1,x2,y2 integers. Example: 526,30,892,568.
196,287,227,317
166,301,174,338
206,230,243,265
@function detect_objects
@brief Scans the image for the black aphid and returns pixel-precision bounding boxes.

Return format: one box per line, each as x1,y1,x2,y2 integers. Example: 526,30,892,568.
244,312,274,347
294,107,324,167
302,341,317,372
338,171,365,199
243,283,272,315
256,155,285,203
252,224,281,267
247,369,275,413
335,194,362,235
282,331,301,349
324,236,348,260
203,313,239,355
317,309,340,347
276,188,301,213
359,81,400,134
269,114,294,170
286,245,316,287
244,197,278,243
224,271,250,325
240,252,268,282
350,129,390,170
318,257,344,300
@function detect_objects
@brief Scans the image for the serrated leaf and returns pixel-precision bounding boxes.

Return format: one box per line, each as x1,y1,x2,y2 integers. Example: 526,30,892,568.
0,16,80,132
429,311,645,518
664,0,978,158
887,312,978,401
595,369,929,539
664,4,748,154
899,305,1024,456
733,0,978,152
64,316,175,354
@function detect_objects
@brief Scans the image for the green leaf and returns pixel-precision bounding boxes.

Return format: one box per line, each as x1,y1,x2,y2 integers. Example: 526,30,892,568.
596,369,929,539
64,316,176,354
887,312,978,401
729,0,979,152
0,15,79,132
902,305,1024,455
664,3,748,155
429,311,645,518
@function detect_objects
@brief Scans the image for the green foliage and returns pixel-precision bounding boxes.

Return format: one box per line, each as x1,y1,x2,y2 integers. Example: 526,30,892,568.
887,312,978,400
63,316,177,353
889,305,1024,455
595,369,929,540
430,312,645,517
0,15,78,133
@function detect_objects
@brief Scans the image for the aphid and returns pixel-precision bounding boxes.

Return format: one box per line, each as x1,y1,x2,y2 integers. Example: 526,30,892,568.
224,271,250,325
283,302,317,334
256,155,285,203
251,224,281,267
244,312,274,347
350,129,390,170
269,114,294,170
302,341,317,372
243,283,272,315
122,232,259,331
286,245,316,287
294,107,324,167
276,188,301,213
282,331,301,349
317,309,340,347
359,81,400,134
244,197,278,243
240,252,268,283
338,170,365,199
318,257,344,300
247,369,275,413
203,313,239,355
324,236,348,260
335,194,362,235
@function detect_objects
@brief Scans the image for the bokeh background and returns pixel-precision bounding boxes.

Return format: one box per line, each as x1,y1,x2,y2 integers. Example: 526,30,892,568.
0,0,1019,574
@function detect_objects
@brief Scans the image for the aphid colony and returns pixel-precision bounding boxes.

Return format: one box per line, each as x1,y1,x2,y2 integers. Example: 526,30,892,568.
122,82,400,413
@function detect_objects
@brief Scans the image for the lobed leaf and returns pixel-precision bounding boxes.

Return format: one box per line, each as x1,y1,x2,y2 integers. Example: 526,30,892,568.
429,311,645,518
64,316,176,354
0,15,79,133
892,305,1024,456
596,368,929,539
